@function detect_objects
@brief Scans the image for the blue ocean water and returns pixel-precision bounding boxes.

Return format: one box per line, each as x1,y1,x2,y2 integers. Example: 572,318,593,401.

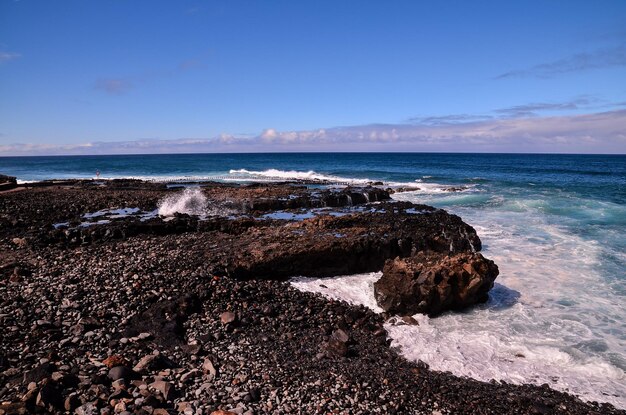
2,153,626,201
2,153,625,406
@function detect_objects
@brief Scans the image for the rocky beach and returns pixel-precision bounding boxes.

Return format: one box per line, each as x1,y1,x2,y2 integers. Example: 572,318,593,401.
1,179,623,415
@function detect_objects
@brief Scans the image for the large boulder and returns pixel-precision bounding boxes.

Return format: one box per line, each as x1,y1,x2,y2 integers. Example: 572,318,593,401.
374,251,499,316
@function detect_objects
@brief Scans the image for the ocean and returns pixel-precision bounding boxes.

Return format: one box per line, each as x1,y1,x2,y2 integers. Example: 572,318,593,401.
2,152,625,407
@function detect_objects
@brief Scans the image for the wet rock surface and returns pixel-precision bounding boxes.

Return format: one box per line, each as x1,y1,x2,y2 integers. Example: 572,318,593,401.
374,252,499,316
0,180,623,414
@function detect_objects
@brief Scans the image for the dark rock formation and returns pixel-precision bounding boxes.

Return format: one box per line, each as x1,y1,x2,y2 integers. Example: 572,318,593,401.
224,203,481,279
245,186,390,212
123,294,201,347
0,174,17,191
0,180,620,414
374,252,499,316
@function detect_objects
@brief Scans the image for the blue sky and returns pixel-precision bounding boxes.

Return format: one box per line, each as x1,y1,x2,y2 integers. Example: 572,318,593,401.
1,0,625,154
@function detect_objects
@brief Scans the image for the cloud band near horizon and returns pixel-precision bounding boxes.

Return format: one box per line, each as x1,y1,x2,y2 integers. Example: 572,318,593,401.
1,110,625,156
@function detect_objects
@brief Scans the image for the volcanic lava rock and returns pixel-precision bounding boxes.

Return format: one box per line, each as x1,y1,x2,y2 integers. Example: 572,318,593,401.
23,362,56,384
321,329,352,358
133,354,177,373
1,180,620,415
374,251,499,316
226,202,481,280
35,381,63,410
220,311,236,325
0,174,17,191
123,294,201,347
245,186,390,212
108,366,140,382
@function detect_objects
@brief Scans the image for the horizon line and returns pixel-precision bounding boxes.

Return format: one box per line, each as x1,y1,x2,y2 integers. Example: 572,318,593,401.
1,150,626,158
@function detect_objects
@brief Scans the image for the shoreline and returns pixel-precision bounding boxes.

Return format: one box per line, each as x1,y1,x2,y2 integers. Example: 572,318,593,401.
1,179,623,414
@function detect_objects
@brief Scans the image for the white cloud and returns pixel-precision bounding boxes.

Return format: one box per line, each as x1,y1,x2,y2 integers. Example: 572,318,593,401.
1,110,625,156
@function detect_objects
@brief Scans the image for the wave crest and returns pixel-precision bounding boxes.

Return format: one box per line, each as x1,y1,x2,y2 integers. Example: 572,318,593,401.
158,188,207,216
228,168,372,184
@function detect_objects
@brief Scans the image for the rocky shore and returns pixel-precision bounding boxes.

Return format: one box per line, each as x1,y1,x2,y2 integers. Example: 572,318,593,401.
1,180,623,415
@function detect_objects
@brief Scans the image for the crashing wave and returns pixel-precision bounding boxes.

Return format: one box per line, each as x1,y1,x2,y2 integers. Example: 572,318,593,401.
157,188,208,216
227,168,372,184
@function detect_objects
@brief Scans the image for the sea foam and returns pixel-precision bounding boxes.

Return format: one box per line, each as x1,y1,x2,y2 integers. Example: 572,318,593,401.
291,190,626,409
228,168,372,184
292,186,626,408
227,168,475,193
157,188,208,216
292,269,625,408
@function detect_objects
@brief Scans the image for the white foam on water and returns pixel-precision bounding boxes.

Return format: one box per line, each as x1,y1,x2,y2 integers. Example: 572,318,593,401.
291,273,383,312
228,168,373,184
16,175,216,184
102,175,216,183
17,169,474,195
292,269,625,408
291,190,626,409
83,207,141,219
157,188,208,216
106,207,141,218
229,168,478,193
389,181,478,194
79,219,111,227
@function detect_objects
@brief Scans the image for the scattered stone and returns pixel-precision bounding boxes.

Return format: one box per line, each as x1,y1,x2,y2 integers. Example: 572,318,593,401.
220,311,236,325
133,354,176,372
108,366,140,381
23,362,56,384
103,355,129,369
248,387,261,402
0,181,619,415
35,382,62,409
331,328,349,343
323,337,348,358
401,315,419,325
202,358,217,379
11,238,27,247
75,403,98,415
180,369,201,382
20,388,37,403
149,380,176,401
137,332,152,340
64,394,80,412
0,403,27,415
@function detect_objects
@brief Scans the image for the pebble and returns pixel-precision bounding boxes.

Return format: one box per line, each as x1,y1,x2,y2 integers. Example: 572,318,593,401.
108,366,139,382
202,358,217,379
220,312,236,325
0,182,621,415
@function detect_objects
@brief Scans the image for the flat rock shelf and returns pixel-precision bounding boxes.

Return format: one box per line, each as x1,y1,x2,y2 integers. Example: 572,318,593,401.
0,180,623,415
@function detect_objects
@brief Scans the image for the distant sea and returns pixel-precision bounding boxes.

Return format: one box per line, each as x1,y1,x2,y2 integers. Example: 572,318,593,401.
2,152,625,407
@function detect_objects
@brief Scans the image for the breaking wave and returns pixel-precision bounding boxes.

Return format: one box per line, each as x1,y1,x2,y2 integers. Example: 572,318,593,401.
292,189,626,409
227,168,474,193
292,269,626,409
157,188,208,216
228,168,372,184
